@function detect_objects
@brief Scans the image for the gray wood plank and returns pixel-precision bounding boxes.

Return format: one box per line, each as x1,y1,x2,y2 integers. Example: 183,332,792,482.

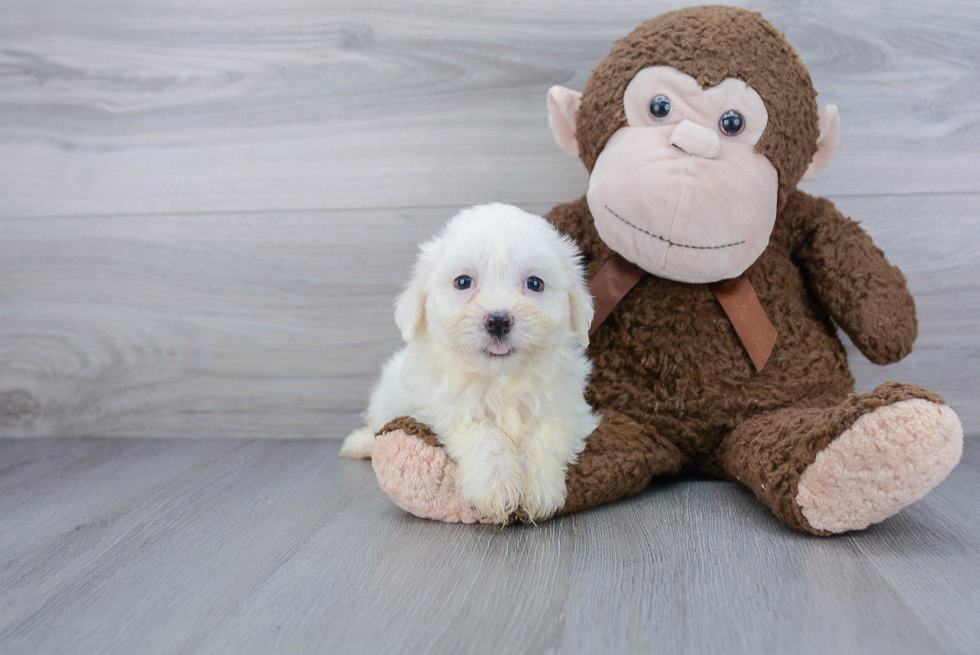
1,0,978,218
0,437,976,654
0,206,443,439
0,439,382,654
0,438,234,567
851,454,980,655
555,483,948,655
1,195,976,439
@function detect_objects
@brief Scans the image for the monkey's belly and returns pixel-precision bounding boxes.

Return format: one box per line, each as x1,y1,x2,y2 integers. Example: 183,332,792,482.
586,261,855,458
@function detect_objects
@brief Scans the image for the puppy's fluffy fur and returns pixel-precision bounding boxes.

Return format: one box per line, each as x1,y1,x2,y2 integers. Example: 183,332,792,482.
341,203,599,522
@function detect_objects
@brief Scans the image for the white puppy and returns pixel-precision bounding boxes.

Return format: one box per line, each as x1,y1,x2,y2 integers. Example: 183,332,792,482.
341,203,599,522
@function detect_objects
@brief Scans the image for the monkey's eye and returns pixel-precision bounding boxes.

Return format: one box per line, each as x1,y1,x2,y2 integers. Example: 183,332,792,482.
719,110,745,136
454,275,473,290
649,95,671,120
525,276,545,293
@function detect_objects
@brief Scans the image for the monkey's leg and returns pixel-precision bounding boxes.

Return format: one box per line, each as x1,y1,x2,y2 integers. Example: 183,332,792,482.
369,417,503,524
371,412,686,523
553,409,686,517
717,383,963,535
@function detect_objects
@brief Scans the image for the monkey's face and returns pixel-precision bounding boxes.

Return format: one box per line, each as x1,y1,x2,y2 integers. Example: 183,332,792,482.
548,8,839,283
586,67,778,284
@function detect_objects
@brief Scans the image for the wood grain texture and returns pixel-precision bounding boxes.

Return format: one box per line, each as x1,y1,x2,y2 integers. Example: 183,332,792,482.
0,437,977,654
1,195,977,439
0,1,977,438
0,0,979,218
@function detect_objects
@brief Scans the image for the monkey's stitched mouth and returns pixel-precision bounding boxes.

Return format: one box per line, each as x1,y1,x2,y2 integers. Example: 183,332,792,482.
604,205,745,250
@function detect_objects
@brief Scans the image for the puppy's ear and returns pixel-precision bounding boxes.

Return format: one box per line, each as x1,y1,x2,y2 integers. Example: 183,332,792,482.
394,245,435,341
568,266,594,348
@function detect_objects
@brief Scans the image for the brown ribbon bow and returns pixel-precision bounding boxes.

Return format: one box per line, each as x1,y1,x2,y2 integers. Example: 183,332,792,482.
587,254,777,372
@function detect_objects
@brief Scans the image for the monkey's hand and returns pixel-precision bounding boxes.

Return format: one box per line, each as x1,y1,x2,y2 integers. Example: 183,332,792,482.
370,417,506,525
790,191,917,364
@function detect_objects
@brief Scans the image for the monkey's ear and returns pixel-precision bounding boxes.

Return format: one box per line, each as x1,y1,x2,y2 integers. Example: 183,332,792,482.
801,105,840,181
547,86,583,158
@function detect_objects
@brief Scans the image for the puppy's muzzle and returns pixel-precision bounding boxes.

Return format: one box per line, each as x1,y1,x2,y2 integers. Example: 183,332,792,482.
485,312,513,337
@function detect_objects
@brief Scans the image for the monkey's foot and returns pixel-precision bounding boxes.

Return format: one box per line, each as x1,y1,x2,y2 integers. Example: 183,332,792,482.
796,399,963,533
372,430,505,525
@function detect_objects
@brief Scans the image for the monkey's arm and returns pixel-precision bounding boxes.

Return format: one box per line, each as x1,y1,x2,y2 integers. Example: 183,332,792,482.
787,191,917,364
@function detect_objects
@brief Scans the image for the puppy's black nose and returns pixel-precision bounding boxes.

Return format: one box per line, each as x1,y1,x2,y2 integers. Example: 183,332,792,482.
485,313,512,337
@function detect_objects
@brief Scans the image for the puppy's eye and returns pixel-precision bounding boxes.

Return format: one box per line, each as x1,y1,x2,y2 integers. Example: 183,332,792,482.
525,276,544,293
454,275,473,290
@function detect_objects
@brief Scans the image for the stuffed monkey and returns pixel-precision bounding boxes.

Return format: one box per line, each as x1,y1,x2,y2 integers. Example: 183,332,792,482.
368,6,963,535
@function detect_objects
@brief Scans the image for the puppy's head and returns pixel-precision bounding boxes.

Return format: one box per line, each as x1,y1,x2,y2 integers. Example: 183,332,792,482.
395,203,593,371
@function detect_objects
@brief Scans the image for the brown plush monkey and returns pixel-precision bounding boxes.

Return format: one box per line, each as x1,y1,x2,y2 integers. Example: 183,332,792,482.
368,6,963,535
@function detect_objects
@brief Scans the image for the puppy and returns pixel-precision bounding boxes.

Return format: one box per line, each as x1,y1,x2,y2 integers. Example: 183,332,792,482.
341,203,599,522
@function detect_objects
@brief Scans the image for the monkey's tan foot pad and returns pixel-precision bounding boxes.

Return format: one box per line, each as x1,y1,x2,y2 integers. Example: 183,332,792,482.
372,430,505,525
796,399,963,534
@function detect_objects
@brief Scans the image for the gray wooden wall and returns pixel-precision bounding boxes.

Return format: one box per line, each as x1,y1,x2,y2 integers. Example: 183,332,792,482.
1,0,978,439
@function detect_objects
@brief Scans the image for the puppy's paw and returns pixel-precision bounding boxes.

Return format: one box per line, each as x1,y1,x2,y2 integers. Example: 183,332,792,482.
372,430,505,524
469,486,522,524
520,473,567,523
518,439,575,523
457,461,523,524
340,426,376,459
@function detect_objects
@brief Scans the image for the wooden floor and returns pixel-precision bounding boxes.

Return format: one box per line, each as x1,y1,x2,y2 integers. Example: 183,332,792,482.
1,0,979,653
0,437,977,655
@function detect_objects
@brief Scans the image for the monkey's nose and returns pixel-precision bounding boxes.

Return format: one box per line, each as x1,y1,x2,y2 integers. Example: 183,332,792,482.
669,119,721,159
485,313,513,337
